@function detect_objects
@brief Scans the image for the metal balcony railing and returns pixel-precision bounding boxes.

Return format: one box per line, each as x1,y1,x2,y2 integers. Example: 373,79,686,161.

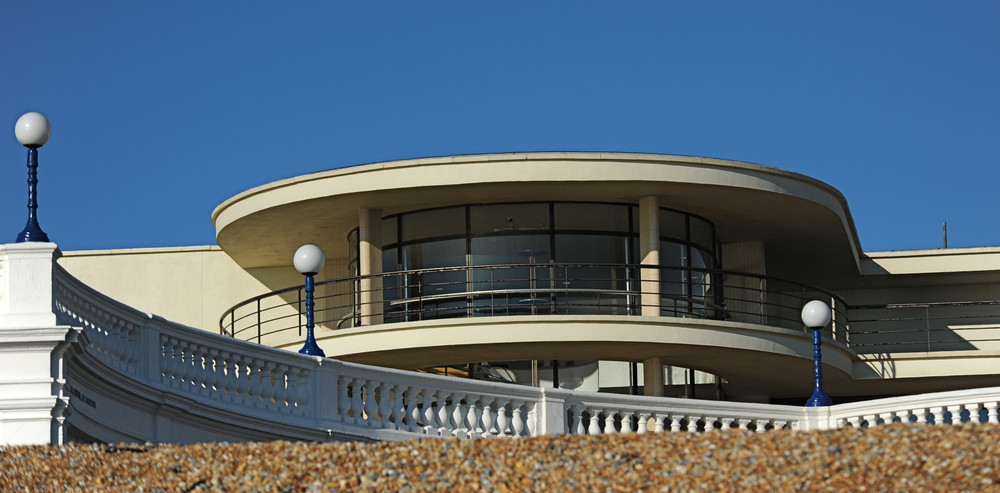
220,263,850,346
849,301,1000,353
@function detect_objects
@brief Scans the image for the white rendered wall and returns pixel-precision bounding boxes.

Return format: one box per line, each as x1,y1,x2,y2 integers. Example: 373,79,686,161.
58,247,314,333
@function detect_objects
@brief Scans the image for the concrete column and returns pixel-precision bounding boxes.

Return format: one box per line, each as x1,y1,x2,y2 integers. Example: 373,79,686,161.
358,209,383,326
643,357,665,397
0,242,79,445
638,196,660,317
639,197,664,397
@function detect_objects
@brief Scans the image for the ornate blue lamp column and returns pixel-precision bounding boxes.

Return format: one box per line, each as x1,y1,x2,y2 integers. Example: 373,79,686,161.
14,112,52,243
294,244,326,357
802,300,833,406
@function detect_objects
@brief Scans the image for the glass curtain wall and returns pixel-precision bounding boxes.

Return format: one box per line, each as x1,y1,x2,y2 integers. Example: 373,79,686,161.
361,202,718,322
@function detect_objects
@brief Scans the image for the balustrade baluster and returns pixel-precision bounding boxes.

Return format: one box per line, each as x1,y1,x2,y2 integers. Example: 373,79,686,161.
737,419,750,431
948,405,964,425
703,417,716,432
219,351,235,402
467,397,482,438
405,387,421,432
754,420,766,433
511,400,524,438
193,347,209,395
235,356,252,406
603,411,617,434
931,406,947,425
451,393,467,438
337,377,352,423
654,415,665,433
275,364,292,409
201,349,218,395
177,341,192,389
352,378,367,425
125,322,139,371
588,409,602,435
361,381,377,426
773,420,787,431
482,399,496,437
571,407,585,435
268,361,284,409
160,337,179,387
388,385,405,429
248,361,265,407
282,365,298,411
687,417,699,432
988,403,999,424
496,402,510,437
382,384,399,428
422,389,437,434
636,413,649,434
620,412,634,434
669,415,682,432
436,392,451,435
293,367,310,413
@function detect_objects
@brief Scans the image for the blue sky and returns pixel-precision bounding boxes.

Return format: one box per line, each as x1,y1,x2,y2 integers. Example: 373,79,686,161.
1,2,997,253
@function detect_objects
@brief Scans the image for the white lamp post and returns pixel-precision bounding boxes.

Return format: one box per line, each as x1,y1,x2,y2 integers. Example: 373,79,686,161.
294,244,326,357
14,112,52,243
801,299,833,406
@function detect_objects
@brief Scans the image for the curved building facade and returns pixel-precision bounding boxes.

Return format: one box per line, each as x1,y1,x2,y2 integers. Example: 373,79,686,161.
60,152,1000,404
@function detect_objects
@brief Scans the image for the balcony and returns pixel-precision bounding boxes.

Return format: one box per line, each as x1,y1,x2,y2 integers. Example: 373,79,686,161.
220,263,850,346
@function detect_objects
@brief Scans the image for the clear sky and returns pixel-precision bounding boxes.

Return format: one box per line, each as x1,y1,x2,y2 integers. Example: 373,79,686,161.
1,2,997,253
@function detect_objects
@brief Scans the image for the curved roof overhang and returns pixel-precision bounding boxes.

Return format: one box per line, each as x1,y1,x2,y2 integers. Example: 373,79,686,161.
213,152,863,276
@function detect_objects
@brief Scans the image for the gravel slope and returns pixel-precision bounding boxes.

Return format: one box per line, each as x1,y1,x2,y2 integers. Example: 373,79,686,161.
1,424,998,492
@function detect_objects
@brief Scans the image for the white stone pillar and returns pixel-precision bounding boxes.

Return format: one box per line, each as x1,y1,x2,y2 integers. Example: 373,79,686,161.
638,197,660,316
0,242,79,445
643,357,665,397
639,198,664,397
358,209,383,325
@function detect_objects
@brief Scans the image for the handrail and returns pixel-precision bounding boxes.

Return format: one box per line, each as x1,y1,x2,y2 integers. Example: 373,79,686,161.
849,300,1000,353
219,263,850,345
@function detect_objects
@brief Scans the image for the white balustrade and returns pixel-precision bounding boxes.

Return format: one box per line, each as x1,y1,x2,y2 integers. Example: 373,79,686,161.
44,263,1000,445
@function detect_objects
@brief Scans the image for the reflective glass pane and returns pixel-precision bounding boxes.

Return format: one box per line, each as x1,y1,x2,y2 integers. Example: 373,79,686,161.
555,234,628,264
470,203,549,234
659,241,686,267
471,235,551,292
660,210,686,241
554,203,630,232
401,238,466,270
690,216,714,251
400,207,465,241
382,216,398,246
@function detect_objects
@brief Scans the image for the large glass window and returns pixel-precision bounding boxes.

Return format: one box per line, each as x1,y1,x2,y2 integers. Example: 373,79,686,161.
371,202,718,321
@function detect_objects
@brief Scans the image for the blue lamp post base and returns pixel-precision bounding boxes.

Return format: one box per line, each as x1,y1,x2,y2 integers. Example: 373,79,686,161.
298,273,326,357
15,147,48,243
804,325,832,407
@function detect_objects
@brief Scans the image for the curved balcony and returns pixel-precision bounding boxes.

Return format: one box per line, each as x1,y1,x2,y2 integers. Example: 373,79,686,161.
219,263,850,347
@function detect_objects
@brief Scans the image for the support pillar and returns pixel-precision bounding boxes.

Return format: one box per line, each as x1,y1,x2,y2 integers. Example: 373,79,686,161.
639,198,664,397
358,209,383,326
638,197,660,316
0,242,79,445
643,357,665,397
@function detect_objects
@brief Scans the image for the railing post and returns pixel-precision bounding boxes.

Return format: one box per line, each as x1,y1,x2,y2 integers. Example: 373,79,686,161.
536,388,568,436
0,243,79,446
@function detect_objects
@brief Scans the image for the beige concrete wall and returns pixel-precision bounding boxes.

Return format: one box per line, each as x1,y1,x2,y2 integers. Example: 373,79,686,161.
58,247,309,333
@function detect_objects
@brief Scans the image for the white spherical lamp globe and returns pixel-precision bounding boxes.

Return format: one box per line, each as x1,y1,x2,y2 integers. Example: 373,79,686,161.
801,300,832,328
15,112,51,148
293,244,325,275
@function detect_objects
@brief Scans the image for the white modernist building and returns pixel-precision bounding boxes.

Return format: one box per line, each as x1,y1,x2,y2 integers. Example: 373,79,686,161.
4,151,1000,445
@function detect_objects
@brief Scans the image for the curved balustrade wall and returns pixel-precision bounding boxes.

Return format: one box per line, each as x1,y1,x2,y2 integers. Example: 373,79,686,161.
221,263,850,347
46,264,1000,445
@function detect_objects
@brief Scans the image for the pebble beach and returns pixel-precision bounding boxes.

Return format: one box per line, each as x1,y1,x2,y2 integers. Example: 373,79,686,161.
2,424,998,492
